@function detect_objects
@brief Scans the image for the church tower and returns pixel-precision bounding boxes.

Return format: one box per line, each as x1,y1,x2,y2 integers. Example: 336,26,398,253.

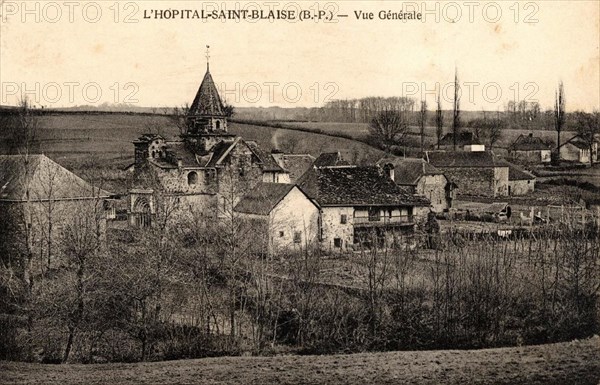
186,46,230,135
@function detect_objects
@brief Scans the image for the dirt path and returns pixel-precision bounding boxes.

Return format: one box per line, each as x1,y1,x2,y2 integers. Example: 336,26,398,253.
1,337,599,385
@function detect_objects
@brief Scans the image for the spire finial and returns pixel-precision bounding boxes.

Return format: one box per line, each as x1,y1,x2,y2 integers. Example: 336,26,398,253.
205,45,210,71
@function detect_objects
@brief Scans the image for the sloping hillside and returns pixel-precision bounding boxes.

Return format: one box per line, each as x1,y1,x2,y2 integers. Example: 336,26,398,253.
1,337,598,385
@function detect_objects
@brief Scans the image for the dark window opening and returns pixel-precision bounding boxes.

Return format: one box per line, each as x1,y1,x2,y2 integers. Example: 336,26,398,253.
340,214,347,224
293,231,302,243
334,238,342,248
279,231,285,237
187,171,198,186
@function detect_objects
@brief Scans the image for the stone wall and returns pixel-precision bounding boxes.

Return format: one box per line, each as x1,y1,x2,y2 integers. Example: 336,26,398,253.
417,174,448,212
438,167,508,198
320,207,354,251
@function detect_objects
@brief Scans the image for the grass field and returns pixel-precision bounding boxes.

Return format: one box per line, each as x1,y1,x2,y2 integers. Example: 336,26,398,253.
1,337,598,385
32,113,384,171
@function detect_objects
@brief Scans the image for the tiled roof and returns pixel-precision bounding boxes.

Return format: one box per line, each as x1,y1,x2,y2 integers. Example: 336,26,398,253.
298,166,430,207
426,151,505,168
189,69,226,117
438,132,476,146
377,157,443,185
313,152,351,168
560,135,596,150
0,155,112,201
510,134,552,151
245,141,285,172
235,183,301,215
271,153,315,182
497,160,536,181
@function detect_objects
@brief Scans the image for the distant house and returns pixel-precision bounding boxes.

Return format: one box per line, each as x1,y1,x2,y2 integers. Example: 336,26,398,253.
559,135,598,164
0,154,113,263
377,157,456,212
234,183,319,256
438,131,477,150
299,166,430,251
508,133,552,164
271,153,316,183
499,160,536,196
313,152,351,168
426,151,509,198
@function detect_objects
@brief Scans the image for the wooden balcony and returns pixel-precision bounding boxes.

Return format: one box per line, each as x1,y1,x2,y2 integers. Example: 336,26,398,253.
353,215,414,227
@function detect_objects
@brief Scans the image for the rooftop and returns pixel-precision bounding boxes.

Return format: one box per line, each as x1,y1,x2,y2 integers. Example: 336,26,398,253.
298,166,430,207
235,183,307,215
377,157,444,185
0,154,112,201
426,151,505,168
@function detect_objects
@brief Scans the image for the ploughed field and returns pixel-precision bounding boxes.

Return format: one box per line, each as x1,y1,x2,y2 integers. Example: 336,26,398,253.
1,337,598,385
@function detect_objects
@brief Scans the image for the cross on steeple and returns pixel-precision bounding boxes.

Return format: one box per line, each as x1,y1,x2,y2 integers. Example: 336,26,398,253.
205,45,210,71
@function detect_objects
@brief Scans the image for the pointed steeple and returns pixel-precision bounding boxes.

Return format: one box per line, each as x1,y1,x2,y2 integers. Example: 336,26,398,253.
188,69,226,117
185,47,231,138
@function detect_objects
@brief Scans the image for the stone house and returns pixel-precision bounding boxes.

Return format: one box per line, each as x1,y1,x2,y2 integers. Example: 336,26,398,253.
234,183,319,256
377,157,456,213
0,154,112,264
559,135,598,164
508,133,552,164
500,161,536,196
298,166,430,251
437,131,478,150
129,64,289,226
426,151,509,198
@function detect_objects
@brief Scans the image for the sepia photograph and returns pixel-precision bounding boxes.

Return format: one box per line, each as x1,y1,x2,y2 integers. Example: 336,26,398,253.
0,1,599,384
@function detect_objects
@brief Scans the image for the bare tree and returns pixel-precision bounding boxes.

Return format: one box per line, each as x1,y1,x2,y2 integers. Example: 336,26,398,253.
435,93,444,150
553,81,566,164
419,100,427,155
452,68,461,151
369,109,409,151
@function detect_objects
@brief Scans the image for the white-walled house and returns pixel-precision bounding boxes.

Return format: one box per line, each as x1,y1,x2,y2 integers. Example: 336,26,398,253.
298,166,431,251
559,135,598,164
234,183,319,256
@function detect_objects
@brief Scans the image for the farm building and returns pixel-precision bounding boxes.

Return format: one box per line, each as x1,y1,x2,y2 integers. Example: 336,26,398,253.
559,135,598,164
377,157,456,213
298,166,430,251
437,131,478,150
504,162,536,196
234,183,319,256
0,154,112,264
426,151,509,198
508,133,552,164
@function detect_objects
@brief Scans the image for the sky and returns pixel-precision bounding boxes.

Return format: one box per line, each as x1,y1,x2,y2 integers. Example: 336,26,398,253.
1,0,599,111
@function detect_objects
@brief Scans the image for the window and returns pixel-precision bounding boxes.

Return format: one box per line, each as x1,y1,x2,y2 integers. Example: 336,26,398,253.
279,231,285,237
334,238,342,248
187,171,198,186
293,231,302,243
340,214,347,224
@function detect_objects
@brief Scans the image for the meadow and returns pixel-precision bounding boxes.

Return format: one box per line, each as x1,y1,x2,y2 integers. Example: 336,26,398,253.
1,337,598,385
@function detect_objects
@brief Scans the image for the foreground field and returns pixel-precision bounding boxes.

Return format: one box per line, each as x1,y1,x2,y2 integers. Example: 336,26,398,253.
1,337,598,385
